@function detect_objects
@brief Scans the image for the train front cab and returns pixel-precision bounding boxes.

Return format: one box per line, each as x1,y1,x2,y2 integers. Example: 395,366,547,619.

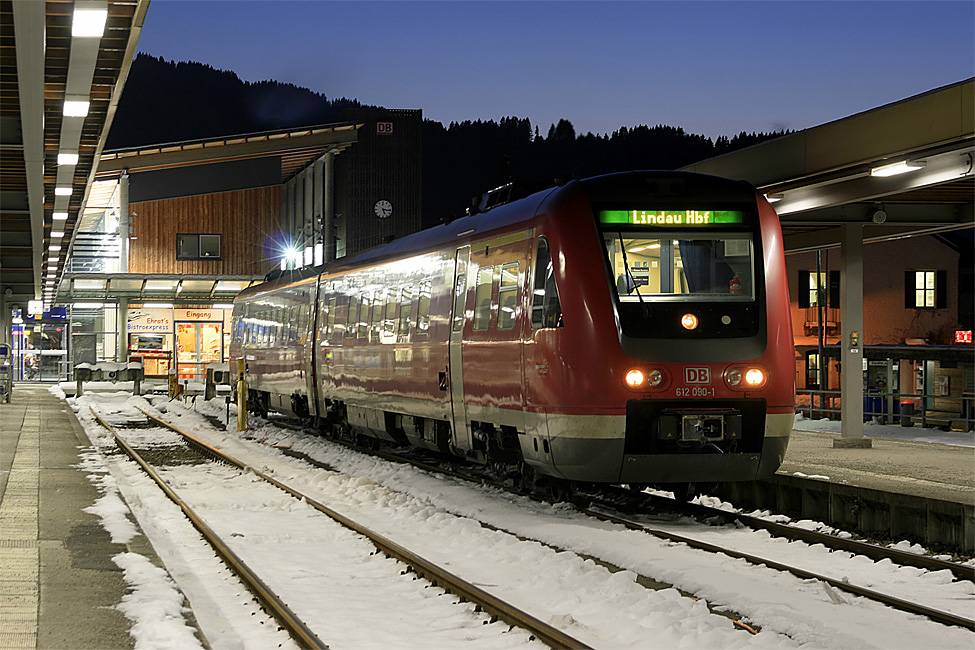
530,172,794,487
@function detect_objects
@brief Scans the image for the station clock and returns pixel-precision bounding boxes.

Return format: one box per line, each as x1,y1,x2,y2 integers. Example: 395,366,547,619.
374,199,393,219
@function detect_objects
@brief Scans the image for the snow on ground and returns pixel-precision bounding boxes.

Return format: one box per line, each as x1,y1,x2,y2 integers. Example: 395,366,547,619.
61,387,975,649
793,413,975,447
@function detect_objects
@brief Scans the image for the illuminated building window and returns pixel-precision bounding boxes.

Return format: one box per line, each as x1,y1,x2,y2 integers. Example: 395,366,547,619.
797,270,839,309
805,352,822,389
905,270,946,309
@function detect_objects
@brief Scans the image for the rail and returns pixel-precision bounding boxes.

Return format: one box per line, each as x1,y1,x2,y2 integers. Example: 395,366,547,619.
88,407,328,649
583,501,975,631
135,407,595,650
261,414,975,631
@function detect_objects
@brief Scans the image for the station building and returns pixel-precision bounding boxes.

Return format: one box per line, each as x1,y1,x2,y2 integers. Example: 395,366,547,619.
7,108,422,383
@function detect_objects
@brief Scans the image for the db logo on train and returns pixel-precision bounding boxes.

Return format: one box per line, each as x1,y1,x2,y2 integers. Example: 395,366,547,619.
684,367,711,384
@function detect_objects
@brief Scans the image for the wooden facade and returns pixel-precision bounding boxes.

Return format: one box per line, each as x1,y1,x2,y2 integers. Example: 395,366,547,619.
129,186,281,275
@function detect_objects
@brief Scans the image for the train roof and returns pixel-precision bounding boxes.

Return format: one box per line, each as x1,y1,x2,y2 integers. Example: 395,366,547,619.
236,181,562,303
234,170,761,303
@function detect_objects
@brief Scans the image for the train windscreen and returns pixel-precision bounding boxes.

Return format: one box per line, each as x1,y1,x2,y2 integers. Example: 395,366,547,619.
598,210,755,302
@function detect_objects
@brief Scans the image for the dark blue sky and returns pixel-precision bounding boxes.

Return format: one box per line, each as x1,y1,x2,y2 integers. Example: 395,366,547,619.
136,1,974,139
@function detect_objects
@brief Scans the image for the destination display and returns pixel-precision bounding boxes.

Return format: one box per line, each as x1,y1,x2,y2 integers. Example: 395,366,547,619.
599,210,745,226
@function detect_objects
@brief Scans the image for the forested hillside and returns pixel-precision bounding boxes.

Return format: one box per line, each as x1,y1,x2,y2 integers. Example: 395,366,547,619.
108,54,787,224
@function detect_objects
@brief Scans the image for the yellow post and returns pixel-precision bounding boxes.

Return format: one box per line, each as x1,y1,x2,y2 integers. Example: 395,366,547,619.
236,358,248,431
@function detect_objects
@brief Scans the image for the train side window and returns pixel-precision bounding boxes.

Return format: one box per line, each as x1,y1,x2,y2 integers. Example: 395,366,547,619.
359,293,371,340
416,280,431,335
383,290,397,342
347,293,359,339
531,237,564,328
498,262,519,330
473,266,494,331
318,294,328,339
370,291,383,343
325,297,337,339
398,288,412,341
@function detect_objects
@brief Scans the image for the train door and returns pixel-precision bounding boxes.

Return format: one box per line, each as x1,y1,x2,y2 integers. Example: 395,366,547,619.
522,236,563,470
448,246,473,453
304,284,320,418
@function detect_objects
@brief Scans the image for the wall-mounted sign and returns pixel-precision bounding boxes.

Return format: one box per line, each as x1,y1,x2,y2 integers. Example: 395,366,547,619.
176,309,221,321
376,121,394,135
127,309,173,333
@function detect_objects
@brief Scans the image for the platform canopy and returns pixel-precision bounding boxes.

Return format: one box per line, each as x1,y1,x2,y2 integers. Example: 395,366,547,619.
682,79,974,252
684,79,974,446
1,0,150,306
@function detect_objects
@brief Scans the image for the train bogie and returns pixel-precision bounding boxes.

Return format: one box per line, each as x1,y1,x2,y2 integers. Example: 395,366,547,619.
231,171,795,491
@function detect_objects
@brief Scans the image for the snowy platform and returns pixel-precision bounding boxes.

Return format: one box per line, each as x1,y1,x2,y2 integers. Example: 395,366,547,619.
710,416,975,553
0,385,189,648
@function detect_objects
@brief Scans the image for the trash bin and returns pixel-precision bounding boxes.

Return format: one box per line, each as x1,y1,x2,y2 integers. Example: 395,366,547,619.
900,400,915,427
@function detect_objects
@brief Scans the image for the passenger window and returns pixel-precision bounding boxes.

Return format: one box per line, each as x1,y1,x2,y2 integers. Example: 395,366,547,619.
398,288,412,340
347,294,359,338
370,292,383,343
498,262,519,330
416,280,431,335
326,297,336,339
359,293,371,340
531,237,564,328
383,290,397,341
473,266,494,331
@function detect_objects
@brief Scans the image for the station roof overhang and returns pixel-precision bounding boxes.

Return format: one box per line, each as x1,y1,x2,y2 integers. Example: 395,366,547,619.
94,122,362,183
682,79,974,253
55,272,265,305
1,0,149,307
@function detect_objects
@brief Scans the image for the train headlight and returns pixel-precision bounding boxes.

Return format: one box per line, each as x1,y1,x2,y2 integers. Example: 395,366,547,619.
680,313,699,330
724,365,768,390
745,368,766,387
624,368,666,391
625,369,646,388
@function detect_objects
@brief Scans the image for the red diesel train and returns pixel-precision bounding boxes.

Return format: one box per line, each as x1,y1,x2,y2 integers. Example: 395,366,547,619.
230,171,795,495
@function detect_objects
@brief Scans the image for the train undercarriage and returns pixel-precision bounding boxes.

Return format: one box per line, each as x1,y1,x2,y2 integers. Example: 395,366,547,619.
246,388,722,501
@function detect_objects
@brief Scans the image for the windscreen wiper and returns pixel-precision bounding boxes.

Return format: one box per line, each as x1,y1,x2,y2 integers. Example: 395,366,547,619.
617,230,649,316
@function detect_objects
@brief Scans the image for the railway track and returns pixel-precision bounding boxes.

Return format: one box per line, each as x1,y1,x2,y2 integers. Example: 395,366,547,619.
89,405,592,650
90,397,974,647
249,413,975,633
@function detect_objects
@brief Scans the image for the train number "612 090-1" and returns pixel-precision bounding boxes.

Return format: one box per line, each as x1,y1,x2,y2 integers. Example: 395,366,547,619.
676,387,715,397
